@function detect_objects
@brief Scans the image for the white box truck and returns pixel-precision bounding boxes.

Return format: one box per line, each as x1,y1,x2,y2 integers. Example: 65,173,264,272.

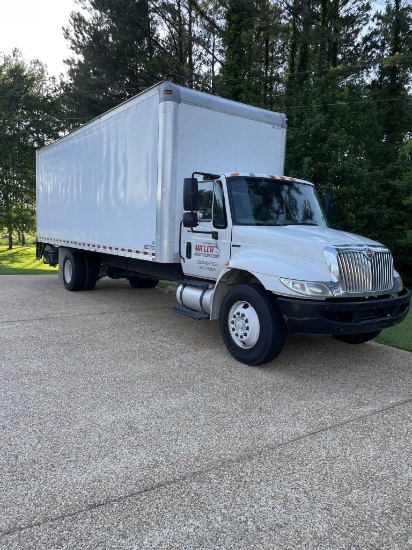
36,82,410,365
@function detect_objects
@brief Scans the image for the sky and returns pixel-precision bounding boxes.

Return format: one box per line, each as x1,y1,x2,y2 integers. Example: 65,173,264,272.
0,0,81,78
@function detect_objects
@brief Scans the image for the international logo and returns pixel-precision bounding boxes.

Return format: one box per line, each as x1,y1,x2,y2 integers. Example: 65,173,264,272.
363,247,374,261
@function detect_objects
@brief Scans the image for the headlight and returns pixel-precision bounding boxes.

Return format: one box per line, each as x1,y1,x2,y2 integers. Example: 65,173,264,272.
395,275,403,292
280,278,333,297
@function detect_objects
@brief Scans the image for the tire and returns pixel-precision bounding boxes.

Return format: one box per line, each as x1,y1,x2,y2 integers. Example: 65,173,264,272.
128,276,159,289
220,284,287,366
83,253,98,290
62,251,86,291
333,330,381,344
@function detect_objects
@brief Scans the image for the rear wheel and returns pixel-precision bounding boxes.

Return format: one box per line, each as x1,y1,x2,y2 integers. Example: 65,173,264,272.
220,284,286,366
333,331,381,344
83,253,99,290
62,251,86,291
128,276,159,289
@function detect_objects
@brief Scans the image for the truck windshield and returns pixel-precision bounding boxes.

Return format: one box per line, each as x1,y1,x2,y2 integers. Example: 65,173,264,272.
227,176,327,227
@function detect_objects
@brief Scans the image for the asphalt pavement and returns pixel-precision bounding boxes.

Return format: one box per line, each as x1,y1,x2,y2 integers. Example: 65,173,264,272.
0,275,411,549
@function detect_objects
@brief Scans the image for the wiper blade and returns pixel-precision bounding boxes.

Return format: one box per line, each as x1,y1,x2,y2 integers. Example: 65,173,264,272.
283,222,319,226
254,221,284,226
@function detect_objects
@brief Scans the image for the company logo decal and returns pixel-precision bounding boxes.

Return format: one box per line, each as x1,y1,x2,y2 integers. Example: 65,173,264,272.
194,243,221,258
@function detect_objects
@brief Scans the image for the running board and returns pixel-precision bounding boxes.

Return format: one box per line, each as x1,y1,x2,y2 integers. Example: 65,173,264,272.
170,305,209,320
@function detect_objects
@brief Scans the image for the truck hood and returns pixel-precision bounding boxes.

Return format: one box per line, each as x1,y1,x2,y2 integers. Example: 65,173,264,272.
231,225,383,263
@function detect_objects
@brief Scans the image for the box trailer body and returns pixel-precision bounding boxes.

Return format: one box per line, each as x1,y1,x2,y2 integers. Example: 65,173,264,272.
37,82,410,366
37,82,286,265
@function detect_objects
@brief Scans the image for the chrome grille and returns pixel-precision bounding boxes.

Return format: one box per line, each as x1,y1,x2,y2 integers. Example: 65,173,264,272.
337,251,393,293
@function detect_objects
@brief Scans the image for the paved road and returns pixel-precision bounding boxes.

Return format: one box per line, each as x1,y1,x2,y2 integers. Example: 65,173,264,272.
0,275,411,549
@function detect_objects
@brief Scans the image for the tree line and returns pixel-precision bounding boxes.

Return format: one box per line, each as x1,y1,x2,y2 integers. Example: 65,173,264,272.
1,0,411,282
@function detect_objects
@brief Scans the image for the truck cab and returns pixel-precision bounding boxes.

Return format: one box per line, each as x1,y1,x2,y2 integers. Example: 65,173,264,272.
178,172,410,365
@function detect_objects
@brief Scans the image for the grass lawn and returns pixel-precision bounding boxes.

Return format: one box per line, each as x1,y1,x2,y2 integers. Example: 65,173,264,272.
376,308,412,352
0,236,57,275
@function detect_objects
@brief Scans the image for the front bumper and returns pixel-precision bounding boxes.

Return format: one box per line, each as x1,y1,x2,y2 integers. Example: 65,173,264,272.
277,288,410,335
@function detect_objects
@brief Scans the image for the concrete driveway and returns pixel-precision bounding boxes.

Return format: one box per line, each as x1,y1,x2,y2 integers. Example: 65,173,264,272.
0,275,411,549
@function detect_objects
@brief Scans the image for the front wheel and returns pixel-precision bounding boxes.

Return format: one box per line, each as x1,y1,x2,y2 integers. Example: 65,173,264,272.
333,330,381,344
220,284,286,366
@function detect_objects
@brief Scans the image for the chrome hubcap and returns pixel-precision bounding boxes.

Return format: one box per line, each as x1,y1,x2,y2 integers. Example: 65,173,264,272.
64,260,73,283
228,301,260,349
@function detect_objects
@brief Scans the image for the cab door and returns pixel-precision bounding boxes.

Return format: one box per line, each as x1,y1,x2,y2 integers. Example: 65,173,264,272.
181,179,231,279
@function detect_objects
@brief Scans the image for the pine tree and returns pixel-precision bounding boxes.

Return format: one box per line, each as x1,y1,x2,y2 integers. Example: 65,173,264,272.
218,0,285,108
284,1,372,180
62,0,163,123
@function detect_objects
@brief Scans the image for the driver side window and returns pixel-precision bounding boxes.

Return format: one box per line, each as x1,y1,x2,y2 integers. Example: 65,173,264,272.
197,180,227,229
197,181,213,221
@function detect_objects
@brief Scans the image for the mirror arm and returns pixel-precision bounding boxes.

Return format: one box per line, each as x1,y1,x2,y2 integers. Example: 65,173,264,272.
189,228,218,240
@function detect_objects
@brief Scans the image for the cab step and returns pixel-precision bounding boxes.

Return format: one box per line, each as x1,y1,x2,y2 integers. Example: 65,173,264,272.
170,305,209,320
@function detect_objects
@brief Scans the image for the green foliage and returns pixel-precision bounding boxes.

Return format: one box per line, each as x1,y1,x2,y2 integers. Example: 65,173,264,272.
62,0,225,123
217,0,285,108
218,0,262,104
0,50,62,248
62,0,161,122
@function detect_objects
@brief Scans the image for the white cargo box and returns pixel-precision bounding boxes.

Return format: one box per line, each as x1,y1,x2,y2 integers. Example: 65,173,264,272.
37,82,287,263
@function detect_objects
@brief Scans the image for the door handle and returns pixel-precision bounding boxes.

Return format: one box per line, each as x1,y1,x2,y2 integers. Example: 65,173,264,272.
186,242,192,259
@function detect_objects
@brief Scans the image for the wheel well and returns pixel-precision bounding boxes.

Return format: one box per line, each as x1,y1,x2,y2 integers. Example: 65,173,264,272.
210,269,262,320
